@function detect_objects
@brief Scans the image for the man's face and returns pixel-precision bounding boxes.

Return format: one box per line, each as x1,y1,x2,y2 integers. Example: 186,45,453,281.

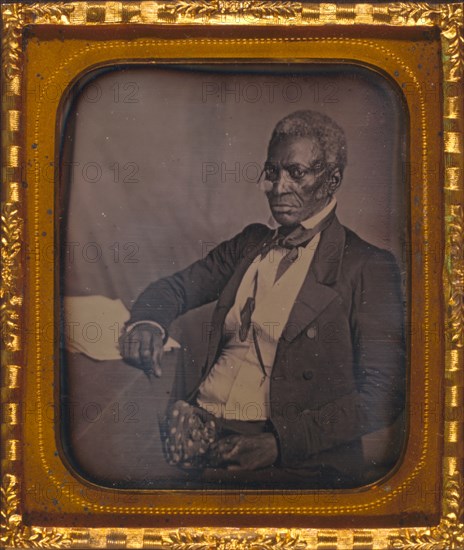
264,135,340,226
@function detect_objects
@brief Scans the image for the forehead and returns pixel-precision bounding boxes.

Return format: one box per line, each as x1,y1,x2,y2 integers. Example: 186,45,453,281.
267,135,323,161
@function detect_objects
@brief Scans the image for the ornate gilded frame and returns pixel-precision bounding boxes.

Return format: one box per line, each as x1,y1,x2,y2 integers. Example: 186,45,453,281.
1,1,463,548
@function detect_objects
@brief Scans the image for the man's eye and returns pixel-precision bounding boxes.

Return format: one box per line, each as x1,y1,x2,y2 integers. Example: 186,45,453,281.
265,166,278,179
287,166,305,180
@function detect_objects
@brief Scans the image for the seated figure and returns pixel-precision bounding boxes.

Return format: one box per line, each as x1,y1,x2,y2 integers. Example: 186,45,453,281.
119,109,406,488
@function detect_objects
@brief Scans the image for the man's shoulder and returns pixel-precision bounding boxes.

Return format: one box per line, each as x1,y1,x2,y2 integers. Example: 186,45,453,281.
241,222,272,236
342,225,397,268
235,222,272,245
209,223,271,263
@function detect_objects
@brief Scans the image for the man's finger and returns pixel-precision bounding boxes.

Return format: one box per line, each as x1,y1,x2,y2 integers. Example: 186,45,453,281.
222,449,239,462
127,331,142,365
152,347,163,378
220,438,242,462
216,436,238,455
139,330,154,365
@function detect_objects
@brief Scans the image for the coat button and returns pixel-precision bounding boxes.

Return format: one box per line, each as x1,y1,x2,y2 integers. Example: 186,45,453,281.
303,369,313,380
306,326,317,339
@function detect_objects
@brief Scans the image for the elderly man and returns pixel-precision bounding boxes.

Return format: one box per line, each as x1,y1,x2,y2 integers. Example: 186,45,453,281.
120,110,405,488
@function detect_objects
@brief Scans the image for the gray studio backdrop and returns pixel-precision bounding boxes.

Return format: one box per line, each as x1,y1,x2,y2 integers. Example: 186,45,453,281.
62,63,407,402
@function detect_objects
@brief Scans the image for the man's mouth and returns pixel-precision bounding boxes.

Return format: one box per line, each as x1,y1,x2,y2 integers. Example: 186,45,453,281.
271,204,295,211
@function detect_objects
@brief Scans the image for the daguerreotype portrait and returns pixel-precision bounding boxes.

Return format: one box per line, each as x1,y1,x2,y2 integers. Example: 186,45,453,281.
61,65,407,491
1,1,462,548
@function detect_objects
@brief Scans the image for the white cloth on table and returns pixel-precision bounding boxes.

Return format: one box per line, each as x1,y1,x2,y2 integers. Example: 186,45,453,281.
63,295,179,361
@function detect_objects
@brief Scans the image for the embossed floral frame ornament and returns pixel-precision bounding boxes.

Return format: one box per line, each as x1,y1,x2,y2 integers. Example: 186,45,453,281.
1,1,463,548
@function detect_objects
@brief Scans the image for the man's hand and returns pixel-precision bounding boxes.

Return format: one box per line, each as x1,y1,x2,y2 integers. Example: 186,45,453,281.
119,323,164,377
214,433,278,470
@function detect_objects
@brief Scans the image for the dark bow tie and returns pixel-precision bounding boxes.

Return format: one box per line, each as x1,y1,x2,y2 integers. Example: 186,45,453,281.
266,208,336,254
239,208,336,342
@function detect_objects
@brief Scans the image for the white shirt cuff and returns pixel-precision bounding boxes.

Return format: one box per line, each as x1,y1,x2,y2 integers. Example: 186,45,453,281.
125,320,166,340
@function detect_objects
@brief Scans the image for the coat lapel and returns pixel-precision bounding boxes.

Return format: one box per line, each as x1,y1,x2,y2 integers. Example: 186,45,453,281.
281,216,346,343
203,217,346,371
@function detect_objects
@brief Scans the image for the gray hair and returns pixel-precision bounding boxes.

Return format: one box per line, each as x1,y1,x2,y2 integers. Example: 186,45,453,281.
269,110,347,174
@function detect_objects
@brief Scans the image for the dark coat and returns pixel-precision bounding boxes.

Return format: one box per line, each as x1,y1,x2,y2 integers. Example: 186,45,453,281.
129,216,405,479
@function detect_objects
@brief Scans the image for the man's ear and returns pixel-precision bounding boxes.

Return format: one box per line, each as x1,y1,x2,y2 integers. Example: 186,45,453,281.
327,167,342,195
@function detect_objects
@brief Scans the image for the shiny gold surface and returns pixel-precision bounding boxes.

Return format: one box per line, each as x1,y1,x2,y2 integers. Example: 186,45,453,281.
21,33,440,517
1,2,463,548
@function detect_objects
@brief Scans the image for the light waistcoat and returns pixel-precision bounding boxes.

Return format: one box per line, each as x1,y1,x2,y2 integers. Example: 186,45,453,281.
196,199,337,420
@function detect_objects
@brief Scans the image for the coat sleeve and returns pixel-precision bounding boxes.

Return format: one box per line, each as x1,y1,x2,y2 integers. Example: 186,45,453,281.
127,224,267,335
275,249,406,465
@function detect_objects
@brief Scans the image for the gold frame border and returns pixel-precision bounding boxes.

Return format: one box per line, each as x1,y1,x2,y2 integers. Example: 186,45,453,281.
1,2,463,548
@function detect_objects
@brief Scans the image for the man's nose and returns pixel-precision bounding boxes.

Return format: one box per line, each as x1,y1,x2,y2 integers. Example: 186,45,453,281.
272,171,292,194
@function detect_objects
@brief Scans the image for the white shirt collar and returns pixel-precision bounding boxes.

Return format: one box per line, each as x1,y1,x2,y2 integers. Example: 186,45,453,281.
267,197,337,230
